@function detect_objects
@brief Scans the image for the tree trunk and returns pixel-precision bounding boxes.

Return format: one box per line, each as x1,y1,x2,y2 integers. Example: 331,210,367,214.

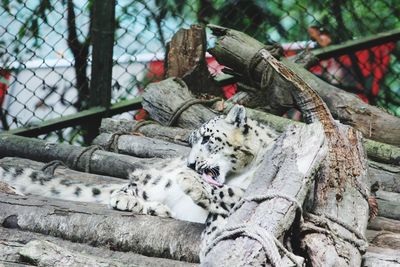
203,123,327,266
207,24,400,146
0,192,202,262
92,133,190,158
0,227,194,266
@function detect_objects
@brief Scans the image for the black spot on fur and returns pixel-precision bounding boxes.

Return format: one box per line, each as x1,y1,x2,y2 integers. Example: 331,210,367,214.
243,124,249,135
198,202,208,209
231,159,237,164
92,188,101,196
74,186,82,196
143,174,151,185
165,180,171,188
30,172,38,182
219,191,224,198
110,189,115,194
220,202,229,211
211,226,217,232
228,188,234,197
142,191,148,200
14,168,24,176
51,187,60,195
152,176,162,185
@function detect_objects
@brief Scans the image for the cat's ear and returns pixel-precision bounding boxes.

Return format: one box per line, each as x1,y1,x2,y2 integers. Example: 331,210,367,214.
225,105,247,128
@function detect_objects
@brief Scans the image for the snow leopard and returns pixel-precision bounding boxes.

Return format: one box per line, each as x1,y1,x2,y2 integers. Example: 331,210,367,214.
0,105,278,247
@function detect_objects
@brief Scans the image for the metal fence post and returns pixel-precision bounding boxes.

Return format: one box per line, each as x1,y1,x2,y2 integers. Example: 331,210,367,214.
87,0,115,142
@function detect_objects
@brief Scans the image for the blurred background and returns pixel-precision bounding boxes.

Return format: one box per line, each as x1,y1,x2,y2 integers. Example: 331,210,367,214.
0,0,399,144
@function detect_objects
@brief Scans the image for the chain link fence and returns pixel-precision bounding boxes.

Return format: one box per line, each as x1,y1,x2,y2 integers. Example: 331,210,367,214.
0,0,399,144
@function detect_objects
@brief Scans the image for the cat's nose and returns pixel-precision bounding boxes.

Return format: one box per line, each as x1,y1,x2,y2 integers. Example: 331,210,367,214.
187,162,196,170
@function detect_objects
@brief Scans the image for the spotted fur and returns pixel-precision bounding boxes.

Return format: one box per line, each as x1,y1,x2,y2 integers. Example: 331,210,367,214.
0,105,278,254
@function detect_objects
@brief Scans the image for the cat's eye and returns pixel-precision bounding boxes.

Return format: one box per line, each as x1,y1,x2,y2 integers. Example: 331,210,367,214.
201,136,210,144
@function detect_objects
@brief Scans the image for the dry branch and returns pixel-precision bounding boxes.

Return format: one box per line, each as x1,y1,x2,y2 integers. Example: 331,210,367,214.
203,123,327,265
0,192,202,262
92,133,190,158
207,24,400,146
0,227,194,267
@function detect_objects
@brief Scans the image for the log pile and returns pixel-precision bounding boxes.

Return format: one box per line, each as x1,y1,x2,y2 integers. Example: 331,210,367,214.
0,25,399,266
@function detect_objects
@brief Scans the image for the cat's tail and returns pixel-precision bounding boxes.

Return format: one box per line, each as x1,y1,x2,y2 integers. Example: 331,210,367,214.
0,166,123,204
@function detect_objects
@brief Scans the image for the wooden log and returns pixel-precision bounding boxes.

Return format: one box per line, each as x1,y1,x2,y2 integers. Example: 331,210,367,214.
369,161,400,193
368,216,400,233
203,123,327,265
376,190,400,220
99,118,191,146
0,134,169,179
252,40,371,266
0,227,194,267
141,78,400,166
366,230,400,250
92,133,190,158
208,24,400,146
165,24,221,96
0,192,203,262
363,247,400,266
142,77,218,129
20,240,128,267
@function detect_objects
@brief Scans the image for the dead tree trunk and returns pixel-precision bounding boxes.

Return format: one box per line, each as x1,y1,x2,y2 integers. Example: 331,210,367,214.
207,24,400,146
203,123,327,265
0,192,202,262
